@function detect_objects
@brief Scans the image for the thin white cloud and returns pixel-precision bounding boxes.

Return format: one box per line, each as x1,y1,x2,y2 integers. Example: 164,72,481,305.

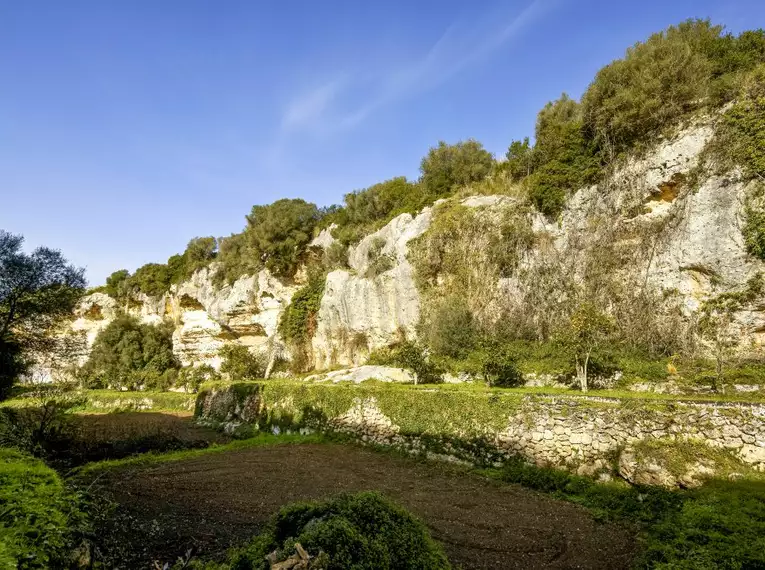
340,0,556,128
281,77,346,131
281,0,558,134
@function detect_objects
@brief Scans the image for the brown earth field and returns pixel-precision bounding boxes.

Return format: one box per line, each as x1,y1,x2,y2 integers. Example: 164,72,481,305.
85,439,637,570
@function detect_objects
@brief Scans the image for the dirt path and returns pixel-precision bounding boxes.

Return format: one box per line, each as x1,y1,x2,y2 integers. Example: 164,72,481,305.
91,443,636,569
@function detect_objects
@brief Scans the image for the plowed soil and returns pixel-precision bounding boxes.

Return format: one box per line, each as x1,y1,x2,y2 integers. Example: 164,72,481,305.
89,442,636,569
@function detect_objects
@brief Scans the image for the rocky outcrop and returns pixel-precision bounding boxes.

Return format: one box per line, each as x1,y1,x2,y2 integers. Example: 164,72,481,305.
311,208,432,369
169,267,297,367
66,118,765,373
304,365,414,384
71,266,298,370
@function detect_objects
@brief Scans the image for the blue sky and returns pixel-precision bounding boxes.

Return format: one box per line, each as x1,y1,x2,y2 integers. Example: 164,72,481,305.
2,0,764,285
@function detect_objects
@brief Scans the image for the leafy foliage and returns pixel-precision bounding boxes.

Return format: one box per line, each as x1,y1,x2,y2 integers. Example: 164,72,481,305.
527,95,601,218
0,230,86,398
79,314,179,390
322,177,427,247
127,263,172,297
724,64,765,179
179,364,221,393
103,269,130,298
278,276,326,347
364,237,395,278
0,448,86,569
417,297,477,360
583,20,765,155
559,302,615,392
502,137,533,181
419,140,494,200
212,492,450,570
219,345,265,381
368,339,442,384
123,236,219,297
246,198,320,277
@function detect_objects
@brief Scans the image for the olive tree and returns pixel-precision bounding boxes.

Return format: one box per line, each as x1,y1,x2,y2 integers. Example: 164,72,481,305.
561,302,614,393
0,231,86,398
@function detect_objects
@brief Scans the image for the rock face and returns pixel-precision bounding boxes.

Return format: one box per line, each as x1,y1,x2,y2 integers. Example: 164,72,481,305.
311,208,432,369
67,118,765,372
304,365,415,384
72,266,298,370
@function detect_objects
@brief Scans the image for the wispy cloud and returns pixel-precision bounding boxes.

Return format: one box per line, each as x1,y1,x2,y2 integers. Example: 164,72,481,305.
281,77,347,131
280,0,558,135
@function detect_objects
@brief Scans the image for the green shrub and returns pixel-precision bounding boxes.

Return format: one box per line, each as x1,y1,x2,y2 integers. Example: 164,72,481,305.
78,315,179,390
503,137,533,181
527,94,600,218
323,177,428,248
179,364,221,393
477,343,524,387
419,140,494,200
0,448,86,569
222,492,450,570
418,298,477,360
365,237,395,278
724,64,765,179
324,241,349,269
127,263,172,297
743,201,765,260
246,198,321,278
278,276,326,347
369,340,442,384
583,20,765,155
219,345,265,381
215,231,259,286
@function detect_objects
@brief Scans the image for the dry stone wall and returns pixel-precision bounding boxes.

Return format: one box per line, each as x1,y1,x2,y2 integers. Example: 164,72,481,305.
196,383,765,486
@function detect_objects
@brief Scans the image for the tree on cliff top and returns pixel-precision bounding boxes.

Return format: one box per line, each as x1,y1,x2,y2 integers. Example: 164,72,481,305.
420,140,494,199
246,198,320,277
0,230,86,398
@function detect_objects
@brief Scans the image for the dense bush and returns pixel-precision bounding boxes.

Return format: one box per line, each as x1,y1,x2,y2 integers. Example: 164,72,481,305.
179,364,221,393
103,269,130,298
79,315,179,390
418,298,477,360
0,337,26,402
419,140,494,200
279,276,326,347
583,20,765,155
322,177,427,247
724,64,765,179
246,198,321,278
502,137,533,181
364,237,395,278
527,95,600,218
0,448,86,569
219,345,265,381
368,339,442,384
216,492,450,570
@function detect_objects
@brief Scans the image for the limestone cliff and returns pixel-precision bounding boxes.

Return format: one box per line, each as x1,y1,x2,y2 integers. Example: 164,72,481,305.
73,266,297,370
68,117,765,372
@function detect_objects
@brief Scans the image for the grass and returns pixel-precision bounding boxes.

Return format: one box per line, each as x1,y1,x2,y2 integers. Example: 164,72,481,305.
206,376,765,405
0,448,86,569
73,432,326,478
479,458,765,569
1,389,196,413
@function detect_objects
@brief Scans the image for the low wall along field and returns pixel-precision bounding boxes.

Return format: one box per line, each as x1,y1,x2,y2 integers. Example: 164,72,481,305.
195,382,765,487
